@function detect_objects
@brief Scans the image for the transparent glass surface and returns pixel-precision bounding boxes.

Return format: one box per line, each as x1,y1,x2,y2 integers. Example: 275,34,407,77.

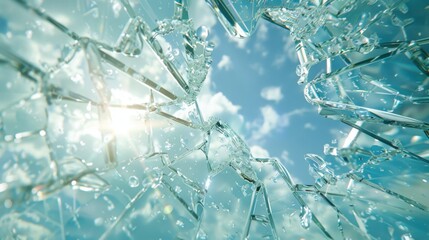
0,0,428,239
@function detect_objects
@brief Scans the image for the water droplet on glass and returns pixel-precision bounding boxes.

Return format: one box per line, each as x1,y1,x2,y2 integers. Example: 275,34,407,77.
39,130,46,137
4,199,13,208
112,1,122,17
196,26,209,41
401,233,414,240
163,204,173,214
71,73,83,84
128,176,139,188
166,53,174,61
94,218,104,226
25,30,32,39
172,48,179,56
299,206,312,229
103,134,114,144
165,140,172,150
174,186,182,193
241,185,249,197
176,220,184,228
103,196,115,211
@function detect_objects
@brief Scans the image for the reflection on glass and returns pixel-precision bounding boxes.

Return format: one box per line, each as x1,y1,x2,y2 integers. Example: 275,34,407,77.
0,0,428,239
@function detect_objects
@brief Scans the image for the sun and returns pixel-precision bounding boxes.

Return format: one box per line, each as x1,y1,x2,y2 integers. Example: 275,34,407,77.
109,107,142,135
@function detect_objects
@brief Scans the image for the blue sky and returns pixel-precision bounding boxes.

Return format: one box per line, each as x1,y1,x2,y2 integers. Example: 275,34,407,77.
191,2,350,183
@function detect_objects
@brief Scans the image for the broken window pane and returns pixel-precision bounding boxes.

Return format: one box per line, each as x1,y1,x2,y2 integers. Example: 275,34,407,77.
1,0,428,239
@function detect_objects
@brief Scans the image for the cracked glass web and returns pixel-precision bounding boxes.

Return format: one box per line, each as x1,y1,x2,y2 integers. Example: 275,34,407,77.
0,0,428,239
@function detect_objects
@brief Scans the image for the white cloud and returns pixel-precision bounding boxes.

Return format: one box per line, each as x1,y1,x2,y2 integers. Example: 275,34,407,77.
282,35,298,62
249,105,279,141
281,150,294,166
273,54,286,67
250,63,265,75
250,145,270,158
197,70,245,133
248,106,310,141
260,86,283,102
304,122,316,130
227,34,249,49
256,22,268,41
253,42,269,58
278,108,310,127
273,35,298,67
188,0,217,29
202,92,240,116
217,55,232,71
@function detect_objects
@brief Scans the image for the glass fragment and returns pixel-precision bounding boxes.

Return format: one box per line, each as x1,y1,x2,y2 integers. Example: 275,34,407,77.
0,0,428,239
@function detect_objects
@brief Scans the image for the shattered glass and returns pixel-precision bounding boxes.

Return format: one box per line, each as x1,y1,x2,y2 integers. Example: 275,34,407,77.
0,0,428,239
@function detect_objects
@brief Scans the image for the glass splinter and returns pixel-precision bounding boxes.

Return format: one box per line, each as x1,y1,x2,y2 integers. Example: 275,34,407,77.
0,0,428,239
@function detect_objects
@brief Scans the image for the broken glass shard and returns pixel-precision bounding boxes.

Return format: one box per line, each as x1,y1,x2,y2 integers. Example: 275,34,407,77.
1,0,428,239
